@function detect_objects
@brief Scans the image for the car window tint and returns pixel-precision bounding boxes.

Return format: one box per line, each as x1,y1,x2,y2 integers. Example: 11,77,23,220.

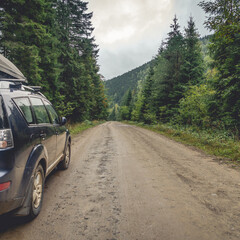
0,96,9,128
43,100,59,124
30,98,50,124
14,97,33,124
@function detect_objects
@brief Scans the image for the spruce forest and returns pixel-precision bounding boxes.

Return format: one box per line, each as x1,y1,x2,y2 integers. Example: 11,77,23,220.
107,0,240,140
0,0,108,122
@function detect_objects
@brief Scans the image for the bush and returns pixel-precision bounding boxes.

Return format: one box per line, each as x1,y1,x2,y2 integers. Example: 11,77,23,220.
177,84,215,128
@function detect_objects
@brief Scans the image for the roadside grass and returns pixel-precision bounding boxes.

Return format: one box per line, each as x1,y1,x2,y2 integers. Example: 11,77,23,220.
126,121,240,165
67,120,105,136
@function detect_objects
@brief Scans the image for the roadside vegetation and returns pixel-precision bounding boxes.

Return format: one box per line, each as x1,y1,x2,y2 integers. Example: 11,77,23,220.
125,121,240,164
67,120,105,136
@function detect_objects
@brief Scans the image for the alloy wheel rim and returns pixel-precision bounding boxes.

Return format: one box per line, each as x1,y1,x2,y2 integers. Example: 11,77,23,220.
32,171,43,209
65,146,70,165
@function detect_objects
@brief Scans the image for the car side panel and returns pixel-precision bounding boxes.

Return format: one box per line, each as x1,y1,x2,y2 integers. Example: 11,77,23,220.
56,125,67,159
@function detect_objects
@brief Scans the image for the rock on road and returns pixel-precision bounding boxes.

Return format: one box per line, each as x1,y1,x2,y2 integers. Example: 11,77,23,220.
1,122,240,240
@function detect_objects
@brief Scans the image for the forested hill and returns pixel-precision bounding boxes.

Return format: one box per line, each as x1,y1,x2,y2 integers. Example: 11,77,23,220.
0,1,108,122
105,61,151,106
106,35,210,108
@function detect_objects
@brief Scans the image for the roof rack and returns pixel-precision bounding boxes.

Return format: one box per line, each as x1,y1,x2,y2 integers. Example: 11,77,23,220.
4,82,46,98
0,74,46,98
0,78,26,81
23,85,42,92
22,85,46,98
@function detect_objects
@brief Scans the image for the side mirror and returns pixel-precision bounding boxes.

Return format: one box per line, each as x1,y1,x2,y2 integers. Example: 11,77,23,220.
60,117,67,126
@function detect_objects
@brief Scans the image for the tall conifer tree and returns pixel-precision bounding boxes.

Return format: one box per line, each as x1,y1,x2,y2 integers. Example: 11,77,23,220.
154,15,185,121
56,0,107,121
182,16,204,86
199,0,240,133
0,0,61,101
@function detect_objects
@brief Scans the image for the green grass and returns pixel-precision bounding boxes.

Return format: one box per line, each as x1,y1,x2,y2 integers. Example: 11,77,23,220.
67,120,105,136
126,121,240,165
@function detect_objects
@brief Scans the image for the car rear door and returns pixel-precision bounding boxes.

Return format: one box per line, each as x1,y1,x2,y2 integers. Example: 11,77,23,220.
30,97,56,166
43,100,66,161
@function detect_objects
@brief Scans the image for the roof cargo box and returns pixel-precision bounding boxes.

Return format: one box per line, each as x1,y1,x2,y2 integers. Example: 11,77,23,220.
0,54,27,82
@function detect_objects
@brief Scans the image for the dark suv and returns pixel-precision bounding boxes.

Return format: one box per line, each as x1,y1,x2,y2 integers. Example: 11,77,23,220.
0,55,71,219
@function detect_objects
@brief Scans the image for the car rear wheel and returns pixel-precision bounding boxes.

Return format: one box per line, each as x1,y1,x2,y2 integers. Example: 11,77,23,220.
28,164,45,219
58,142,71,170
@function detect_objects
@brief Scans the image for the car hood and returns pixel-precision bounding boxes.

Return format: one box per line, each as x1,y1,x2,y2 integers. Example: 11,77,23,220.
0,54,27,82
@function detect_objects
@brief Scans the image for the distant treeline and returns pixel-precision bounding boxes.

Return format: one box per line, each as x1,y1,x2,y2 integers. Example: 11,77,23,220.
105,62,151,106
109,0,240,138
0,0,108,121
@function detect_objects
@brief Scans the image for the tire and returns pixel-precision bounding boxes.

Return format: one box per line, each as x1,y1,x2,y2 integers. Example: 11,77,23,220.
58,142,71,170
28,164,45,220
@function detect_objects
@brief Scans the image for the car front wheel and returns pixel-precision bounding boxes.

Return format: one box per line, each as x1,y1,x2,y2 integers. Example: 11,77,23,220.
58,142,71,170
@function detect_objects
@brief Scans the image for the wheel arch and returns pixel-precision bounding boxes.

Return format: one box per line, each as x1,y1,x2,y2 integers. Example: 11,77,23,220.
14,145,47,217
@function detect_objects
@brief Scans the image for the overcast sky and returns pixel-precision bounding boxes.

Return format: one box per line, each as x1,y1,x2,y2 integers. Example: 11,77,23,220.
87,0,210,80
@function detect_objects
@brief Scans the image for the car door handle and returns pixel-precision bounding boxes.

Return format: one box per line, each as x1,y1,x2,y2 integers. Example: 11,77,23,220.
40,133,46,139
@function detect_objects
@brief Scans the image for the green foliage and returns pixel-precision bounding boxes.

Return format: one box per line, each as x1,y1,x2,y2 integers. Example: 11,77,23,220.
160,15,185,112
105,61,151,106
67,120,105,135
0,0,108,122
108,104,119,121
119,106,131,121
0,0,59,92
198,0,239,30
127,16,207,125
177,84,215,127
182,17,205,86
121,89,132,107
131,87,144,122
55,0,108,121
199,0,240,134
139,64,156,122
142,110,157,125
120,7,240,141
129,122,240,162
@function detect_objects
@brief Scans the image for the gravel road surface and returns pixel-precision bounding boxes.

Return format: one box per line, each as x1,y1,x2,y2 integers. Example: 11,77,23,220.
1,121,240,240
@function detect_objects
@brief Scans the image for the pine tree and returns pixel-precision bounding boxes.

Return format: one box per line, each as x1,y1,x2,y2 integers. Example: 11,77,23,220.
199,0,240,134
55,0,107,121
0,0,61,102
182,16,204,86
139,64,156,123
153,15,185,121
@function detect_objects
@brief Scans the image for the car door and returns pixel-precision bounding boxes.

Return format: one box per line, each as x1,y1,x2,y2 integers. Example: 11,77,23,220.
43,100,66,160
30,97,56,166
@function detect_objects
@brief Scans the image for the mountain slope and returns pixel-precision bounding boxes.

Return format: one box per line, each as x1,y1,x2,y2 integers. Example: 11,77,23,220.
105,36,211,108
105,61,151,106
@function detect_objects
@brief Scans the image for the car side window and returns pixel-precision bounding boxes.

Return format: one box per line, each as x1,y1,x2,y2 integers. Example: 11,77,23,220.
14,97,34,124
43,100,60,124
30,97,50,124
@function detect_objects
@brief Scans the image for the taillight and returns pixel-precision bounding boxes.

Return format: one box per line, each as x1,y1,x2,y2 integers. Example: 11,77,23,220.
0,129,14,149
0,181,11,191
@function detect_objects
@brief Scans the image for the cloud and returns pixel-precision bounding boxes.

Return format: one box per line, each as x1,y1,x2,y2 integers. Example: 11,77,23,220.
88,0,210,80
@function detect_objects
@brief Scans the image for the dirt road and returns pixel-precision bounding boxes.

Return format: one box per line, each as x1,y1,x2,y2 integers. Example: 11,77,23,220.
1,121,240,240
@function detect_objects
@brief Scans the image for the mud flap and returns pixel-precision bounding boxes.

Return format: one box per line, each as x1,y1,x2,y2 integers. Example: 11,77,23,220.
14,176,33,216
